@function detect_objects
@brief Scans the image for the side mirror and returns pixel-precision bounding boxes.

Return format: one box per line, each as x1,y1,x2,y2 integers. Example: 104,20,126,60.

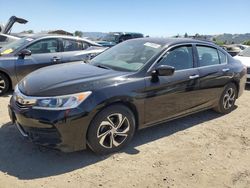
152,65,175,77
18,49,31,58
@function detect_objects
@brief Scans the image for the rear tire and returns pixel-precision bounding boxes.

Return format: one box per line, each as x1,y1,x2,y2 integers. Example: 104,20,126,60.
0,73,10,96
87,104,135,155
213,83,237,114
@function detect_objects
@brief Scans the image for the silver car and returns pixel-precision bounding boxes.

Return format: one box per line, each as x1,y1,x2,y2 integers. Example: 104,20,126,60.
0,34,106,95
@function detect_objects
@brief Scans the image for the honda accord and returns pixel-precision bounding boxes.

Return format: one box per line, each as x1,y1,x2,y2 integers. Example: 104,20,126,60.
9,38,246,154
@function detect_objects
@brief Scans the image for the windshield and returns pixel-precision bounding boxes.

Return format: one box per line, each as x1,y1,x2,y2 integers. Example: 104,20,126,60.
239,47,250,57
102,33,120,43
0,37,34,55
90,40,163,72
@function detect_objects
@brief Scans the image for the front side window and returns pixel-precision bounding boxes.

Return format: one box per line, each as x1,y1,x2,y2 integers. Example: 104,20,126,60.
197,46,220,67
63,39,83,52
27,39,59,54
158,45,194,71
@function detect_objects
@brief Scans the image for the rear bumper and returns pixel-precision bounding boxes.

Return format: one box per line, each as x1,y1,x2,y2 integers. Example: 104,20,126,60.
9,97,92,152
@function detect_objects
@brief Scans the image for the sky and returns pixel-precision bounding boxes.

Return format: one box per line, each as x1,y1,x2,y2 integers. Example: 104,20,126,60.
0,0,249,37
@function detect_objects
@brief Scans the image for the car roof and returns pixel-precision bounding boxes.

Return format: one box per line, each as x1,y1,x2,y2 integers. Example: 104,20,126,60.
24,34,101,46
130,37,216,47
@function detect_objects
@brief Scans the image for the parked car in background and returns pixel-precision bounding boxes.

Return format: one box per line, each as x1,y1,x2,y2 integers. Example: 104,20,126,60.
0,33,20,49
0,16,28,34
234,44,248,51
9,38,246,154
222,45,241,57
96,32,144,47
0,34,106,95
234,47,250,83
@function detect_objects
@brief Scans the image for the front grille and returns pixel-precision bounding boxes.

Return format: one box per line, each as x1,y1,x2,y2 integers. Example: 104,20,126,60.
247,68,250,74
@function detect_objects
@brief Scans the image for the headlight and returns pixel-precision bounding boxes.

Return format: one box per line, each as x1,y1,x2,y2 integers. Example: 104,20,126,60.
33,91,92,110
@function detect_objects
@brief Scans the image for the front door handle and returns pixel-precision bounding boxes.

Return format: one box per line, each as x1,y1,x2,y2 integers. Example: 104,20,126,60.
51,57,61,63
222,68,230,72
189,74,200,79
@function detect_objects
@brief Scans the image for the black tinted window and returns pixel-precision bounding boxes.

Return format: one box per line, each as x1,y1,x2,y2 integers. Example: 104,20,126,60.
63,39,83,52
27,39,59,54
197,46,220,67
158,45,194,70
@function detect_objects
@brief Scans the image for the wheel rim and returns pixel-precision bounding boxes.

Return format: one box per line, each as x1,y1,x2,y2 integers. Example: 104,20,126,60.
0,76,6,94
97,113,130,149
223,87,235,110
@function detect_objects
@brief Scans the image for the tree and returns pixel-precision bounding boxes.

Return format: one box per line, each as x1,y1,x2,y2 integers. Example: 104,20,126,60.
184,33,188,38
74,31,83,37
21,30,33,34
194,33,200,38
243,40,250,46
214,40,225,46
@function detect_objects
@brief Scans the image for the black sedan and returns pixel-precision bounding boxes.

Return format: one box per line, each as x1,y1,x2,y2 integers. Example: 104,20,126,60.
9,38,246,154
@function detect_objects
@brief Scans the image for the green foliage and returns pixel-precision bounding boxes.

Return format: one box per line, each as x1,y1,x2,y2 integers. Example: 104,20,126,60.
74,31,83,37
214,40,225,46
21,30,33,34
243,40,250,46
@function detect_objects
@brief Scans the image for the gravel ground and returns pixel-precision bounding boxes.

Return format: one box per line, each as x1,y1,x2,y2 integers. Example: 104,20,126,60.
0,89,249,188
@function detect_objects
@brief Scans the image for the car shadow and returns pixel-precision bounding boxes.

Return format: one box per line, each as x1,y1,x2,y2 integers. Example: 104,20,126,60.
0,109,226,180
245,85,250,90
0,91,13,98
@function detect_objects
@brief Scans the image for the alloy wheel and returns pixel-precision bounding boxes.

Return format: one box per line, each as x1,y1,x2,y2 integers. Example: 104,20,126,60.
223,87,235,110
97,113,130,149
0,76,6,94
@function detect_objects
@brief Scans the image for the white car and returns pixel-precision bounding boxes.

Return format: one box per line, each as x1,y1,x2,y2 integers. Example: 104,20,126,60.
234,47,250,83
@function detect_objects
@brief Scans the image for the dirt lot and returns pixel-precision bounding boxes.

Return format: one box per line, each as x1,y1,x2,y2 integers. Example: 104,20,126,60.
0,89,250,188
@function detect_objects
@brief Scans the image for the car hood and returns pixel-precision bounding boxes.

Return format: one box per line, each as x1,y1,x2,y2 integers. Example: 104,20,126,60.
234,56,250,67
19,61,128,96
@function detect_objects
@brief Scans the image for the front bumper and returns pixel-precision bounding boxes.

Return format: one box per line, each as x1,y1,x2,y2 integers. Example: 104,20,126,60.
9,96,93,152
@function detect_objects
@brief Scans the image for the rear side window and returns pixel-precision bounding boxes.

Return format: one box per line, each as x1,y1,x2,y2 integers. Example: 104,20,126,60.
82,41,90,50
197,46,220,67
218,50,227,64
158,45,194,71
63,39,83,52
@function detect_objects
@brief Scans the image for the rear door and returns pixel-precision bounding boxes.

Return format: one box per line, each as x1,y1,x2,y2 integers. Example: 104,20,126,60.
60,38,91,63
195,45,232,106
15,38,62,81
144,44,201,125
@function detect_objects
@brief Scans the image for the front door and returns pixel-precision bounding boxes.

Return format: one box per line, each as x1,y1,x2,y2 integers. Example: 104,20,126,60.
15,38,62,81
144,44,201,125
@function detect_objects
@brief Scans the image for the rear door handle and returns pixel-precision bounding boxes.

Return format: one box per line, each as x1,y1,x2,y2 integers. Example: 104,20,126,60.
222,68,230,72
189,74,200,79
51,57,61,62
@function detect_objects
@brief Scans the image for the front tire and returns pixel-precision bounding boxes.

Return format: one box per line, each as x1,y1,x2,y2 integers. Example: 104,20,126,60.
214,83,237,114
0,73,10,96
87,104,136,155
